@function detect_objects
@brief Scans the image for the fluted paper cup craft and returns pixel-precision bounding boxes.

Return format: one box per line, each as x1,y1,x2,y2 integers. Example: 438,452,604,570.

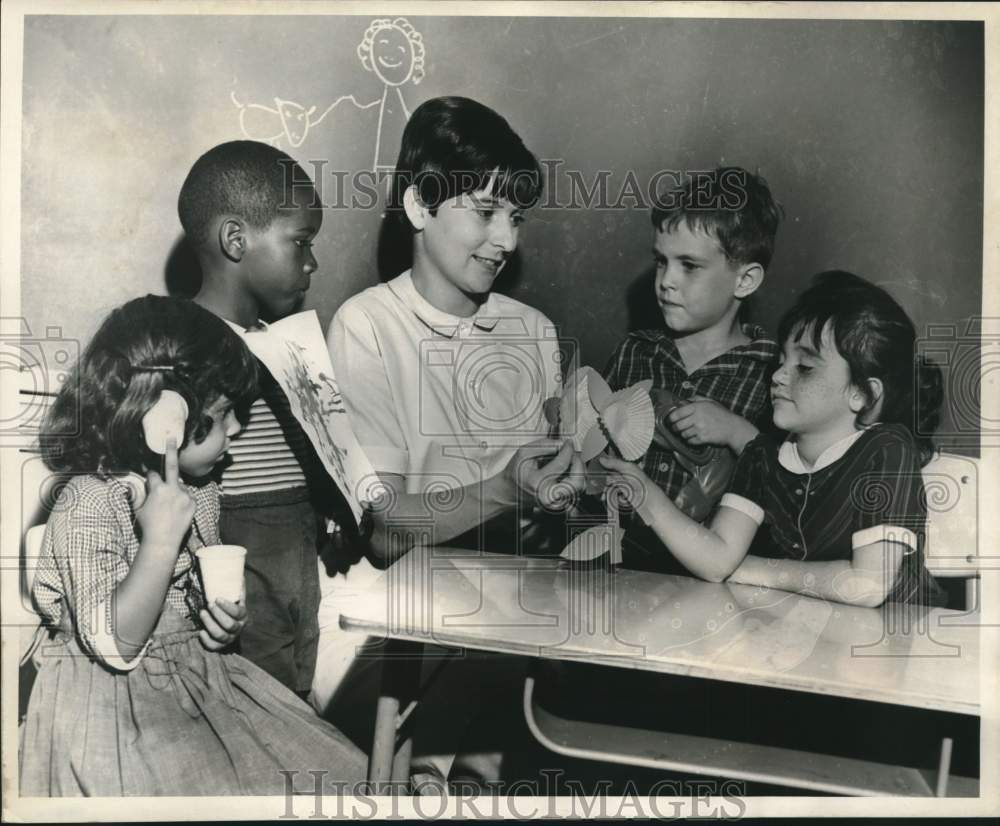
141,389,188,454
554,368,653,566
558,367,655,461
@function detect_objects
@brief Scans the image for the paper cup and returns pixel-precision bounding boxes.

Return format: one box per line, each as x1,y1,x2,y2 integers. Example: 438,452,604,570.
196,545,246,605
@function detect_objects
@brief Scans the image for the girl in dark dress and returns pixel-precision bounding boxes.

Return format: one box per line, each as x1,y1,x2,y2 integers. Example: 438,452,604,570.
603,271,946,607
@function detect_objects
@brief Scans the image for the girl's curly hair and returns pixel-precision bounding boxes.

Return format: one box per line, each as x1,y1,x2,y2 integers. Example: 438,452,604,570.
41,295,258,475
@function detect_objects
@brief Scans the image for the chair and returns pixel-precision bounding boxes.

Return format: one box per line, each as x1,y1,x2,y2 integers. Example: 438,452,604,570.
921,451,986,613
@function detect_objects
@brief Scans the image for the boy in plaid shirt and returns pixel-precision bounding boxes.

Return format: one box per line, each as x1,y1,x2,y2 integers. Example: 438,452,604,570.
603,167,782,572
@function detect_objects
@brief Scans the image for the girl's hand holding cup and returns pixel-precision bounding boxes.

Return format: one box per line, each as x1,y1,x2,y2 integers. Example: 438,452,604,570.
136,438,196,556
199,585,247,651
195,544,247,650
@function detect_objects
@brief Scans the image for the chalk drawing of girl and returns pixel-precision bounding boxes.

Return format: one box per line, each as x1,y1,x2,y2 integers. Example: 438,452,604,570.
357,17,425,174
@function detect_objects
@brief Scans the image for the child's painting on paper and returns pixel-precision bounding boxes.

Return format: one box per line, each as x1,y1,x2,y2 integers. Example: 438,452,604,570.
238,311,377,524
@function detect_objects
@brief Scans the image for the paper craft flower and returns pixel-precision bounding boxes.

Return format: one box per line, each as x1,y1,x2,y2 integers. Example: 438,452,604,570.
557,367,655,461
141,389,188,454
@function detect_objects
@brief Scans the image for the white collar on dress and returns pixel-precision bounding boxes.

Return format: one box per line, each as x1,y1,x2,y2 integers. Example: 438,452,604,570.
388,270,501,338
777,425,878,474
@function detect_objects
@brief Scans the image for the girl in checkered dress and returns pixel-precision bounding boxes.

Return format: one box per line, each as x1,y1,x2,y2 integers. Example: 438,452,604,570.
602,272,946,607
20,296,365,796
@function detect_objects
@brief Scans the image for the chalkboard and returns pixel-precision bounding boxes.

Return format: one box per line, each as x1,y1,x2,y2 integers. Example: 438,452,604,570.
19,13,984,451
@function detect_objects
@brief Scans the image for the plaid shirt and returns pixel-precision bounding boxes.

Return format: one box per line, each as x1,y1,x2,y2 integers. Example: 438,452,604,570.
603,324,779,501
32,474,218,669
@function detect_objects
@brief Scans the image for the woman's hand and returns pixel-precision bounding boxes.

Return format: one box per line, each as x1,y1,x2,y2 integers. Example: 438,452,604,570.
598,454,653,514
135,439,195,557
502,439,586,511
199,587,247,651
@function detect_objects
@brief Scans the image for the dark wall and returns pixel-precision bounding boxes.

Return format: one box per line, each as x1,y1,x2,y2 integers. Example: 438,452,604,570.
21,14,983,450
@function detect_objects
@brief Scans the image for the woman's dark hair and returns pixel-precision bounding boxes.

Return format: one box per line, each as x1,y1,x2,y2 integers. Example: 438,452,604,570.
40,295,258,475
777,271,943,465
388,96,543,225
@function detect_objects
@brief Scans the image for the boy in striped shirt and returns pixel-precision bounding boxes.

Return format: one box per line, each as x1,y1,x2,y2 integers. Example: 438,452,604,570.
179,140,336,698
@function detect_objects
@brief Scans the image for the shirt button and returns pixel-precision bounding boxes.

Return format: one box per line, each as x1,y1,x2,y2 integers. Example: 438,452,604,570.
681,381,693,390
795,489,803,496
792,543,800,549
659,462,670,472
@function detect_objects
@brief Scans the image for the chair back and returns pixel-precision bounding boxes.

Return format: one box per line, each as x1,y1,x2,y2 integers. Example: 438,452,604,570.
922,452,980,579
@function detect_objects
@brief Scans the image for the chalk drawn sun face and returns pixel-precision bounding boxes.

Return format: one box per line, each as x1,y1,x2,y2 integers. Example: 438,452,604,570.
372,26,413,86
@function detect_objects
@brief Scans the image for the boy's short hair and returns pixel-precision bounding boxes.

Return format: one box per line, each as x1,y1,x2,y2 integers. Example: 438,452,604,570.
651,167,783,269
389,96,543,222
178,140,314,246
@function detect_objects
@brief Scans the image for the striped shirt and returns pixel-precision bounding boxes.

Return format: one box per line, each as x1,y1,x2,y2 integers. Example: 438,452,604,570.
603,324,779,500
220,363,313,497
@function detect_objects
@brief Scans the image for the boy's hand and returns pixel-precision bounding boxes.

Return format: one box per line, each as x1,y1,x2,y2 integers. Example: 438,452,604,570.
136,439,195,556
598,455,651,512
198,587,247,651
668,398,750,451
503,439,586,511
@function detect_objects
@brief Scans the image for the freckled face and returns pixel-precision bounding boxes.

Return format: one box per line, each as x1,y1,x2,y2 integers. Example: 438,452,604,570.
770,322,862,437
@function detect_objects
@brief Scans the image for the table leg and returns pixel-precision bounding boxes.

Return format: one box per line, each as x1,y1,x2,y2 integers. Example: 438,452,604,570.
369,692,400,790
368,639,423,793
391,736,413,785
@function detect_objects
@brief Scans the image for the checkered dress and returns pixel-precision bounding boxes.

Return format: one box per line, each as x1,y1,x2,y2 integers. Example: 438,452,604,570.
31,474,213,662
20,474,365,796
603,324,779,500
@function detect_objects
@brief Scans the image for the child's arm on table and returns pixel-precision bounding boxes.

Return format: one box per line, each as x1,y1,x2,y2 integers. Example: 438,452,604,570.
726,541,906,608
729,436,922,608
600,455,758,582
111,440,194,659
602,452,904,606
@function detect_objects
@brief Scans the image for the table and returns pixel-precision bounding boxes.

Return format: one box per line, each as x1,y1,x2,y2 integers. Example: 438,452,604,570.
338,546,980,795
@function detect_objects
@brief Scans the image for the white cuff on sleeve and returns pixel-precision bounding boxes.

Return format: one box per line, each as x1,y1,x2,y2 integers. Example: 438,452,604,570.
92,600,149,672
852,524,918,553
720,493,765,526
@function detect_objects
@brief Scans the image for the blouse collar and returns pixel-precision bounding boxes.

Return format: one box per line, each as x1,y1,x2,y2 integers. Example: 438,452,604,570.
388,270,501,338
777,426,877,474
